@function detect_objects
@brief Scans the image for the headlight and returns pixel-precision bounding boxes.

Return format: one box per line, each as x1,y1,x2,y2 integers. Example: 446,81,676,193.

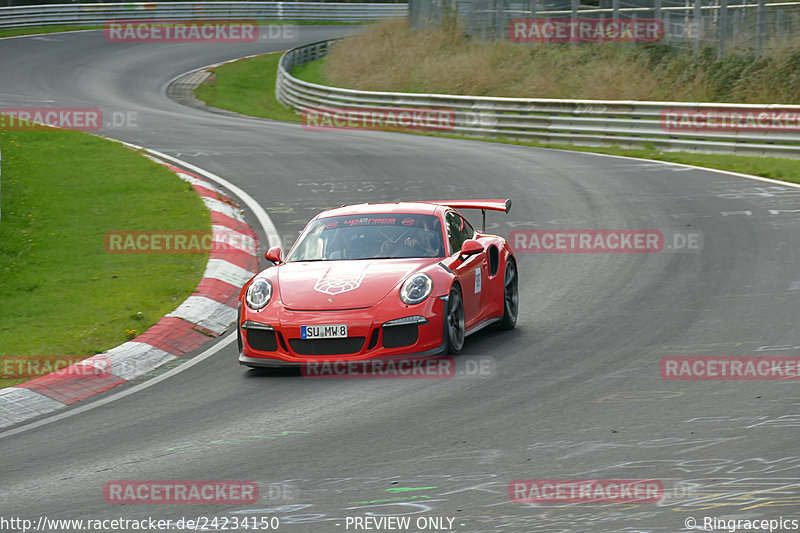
246,278,272,310
400,273,433,305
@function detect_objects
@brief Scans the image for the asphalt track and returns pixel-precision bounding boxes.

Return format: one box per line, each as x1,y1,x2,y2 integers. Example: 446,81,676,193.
1,26,799,533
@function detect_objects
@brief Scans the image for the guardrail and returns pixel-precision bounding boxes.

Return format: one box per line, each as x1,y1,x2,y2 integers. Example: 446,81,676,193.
276,39,800,158
0,2,408,29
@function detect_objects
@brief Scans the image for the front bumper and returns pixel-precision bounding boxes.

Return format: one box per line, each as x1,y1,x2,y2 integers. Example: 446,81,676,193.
238,296,446,366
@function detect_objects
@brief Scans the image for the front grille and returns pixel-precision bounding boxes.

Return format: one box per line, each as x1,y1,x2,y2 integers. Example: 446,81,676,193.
289,337,366,356
246,329,278,352
382,324,419,349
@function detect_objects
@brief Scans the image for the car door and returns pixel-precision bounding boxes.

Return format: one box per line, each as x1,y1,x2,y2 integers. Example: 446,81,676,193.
445,210,487,328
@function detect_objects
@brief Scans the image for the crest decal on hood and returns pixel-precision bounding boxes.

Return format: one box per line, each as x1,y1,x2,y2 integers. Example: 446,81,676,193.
314,264,368,295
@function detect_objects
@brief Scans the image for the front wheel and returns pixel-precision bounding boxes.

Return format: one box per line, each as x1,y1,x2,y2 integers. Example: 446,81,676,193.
499,259,518,330
444,286,465,355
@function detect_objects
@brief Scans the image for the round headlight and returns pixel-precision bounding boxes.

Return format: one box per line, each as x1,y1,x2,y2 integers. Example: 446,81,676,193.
246,278,272,310
400,273,433,305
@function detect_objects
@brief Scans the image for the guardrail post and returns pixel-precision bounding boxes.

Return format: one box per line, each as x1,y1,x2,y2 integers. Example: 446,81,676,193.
466,0,475,35
497,0,507,40
409,0,419,29
654,0,661,19
571,0,579,46
718,0,728,58
755,0,765,58
693,0,702,53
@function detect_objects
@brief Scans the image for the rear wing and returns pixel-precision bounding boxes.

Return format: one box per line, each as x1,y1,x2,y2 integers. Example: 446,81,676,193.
423,199,512,232
425,199,511,214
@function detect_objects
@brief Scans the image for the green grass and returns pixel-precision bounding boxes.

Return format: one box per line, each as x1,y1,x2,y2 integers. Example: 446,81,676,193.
291,57,331,87
0,25,100,39
0,128,210,388
196,52,301,122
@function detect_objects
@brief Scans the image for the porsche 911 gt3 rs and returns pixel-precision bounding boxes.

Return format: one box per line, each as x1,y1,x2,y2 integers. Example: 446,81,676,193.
238,200,518,367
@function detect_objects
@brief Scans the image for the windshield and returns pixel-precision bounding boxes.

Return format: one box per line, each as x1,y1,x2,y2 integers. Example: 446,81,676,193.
286,214,445,261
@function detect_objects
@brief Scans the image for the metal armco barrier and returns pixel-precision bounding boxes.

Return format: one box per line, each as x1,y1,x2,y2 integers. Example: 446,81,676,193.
276,40,800,158
0,2,408,28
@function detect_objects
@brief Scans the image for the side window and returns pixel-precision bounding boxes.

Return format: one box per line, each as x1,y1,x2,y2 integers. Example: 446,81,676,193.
446,211,474,254
462,217,476,240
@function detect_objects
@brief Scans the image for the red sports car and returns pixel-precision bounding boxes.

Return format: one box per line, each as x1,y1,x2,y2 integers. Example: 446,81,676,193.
238,200,518,367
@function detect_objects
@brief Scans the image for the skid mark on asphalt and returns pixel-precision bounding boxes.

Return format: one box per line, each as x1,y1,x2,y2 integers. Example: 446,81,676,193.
166,430,309,454
596,391,684,402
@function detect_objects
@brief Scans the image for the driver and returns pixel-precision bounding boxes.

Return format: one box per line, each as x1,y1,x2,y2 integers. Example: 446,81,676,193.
401,229,439,256
379,228,440,257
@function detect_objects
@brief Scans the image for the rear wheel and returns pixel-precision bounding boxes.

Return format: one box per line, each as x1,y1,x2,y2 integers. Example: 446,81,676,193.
499,259,518,330
444,286,465,355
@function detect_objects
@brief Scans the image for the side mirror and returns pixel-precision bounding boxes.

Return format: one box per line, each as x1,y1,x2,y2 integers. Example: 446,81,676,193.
265,246,282,264
458,239,483,260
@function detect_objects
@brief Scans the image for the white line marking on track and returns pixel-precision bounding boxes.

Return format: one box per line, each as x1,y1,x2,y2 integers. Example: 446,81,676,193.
0,335,235,441
143,147,281,248
546,149,800,190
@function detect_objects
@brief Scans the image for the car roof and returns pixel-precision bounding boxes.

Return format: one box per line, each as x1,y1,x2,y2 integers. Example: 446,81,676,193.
316,202,444,219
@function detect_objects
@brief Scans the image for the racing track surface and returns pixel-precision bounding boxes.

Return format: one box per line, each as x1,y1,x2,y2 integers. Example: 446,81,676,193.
1,27,799,533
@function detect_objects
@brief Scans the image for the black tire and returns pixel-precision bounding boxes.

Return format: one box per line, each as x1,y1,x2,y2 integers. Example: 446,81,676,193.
499,259,518,330
444,285,466,355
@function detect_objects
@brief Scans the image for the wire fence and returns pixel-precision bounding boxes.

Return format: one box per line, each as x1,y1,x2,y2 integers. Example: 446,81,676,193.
409,0,800,57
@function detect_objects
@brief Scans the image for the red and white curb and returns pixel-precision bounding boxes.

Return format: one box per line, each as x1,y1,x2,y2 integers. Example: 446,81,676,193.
0,161,260,428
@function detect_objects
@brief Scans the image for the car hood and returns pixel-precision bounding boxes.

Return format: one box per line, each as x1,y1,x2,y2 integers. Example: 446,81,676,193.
277,259,437,310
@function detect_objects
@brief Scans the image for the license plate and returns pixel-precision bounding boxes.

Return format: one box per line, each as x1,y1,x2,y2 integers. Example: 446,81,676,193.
301,324,348,339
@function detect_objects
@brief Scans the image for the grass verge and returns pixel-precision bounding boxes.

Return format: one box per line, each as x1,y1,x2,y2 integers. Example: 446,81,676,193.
195,53,301,122
0,25,99,39
0,127,210,388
